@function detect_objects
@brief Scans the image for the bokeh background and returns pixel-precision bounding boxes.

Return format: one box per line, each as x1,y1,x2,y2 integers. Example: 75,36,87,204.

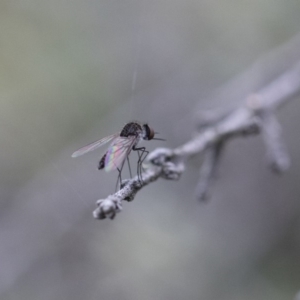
1,1,300,299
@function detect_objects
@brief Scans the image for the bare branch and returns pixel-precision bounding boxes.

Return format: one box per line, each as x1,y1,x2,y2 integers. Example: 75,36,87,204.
195,140,224,201
254,104,290,173
94,61,300,220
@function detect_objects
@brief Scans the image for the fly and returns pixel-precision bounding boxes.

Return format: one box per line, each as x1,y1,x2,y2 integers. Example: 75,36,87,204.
72,122,164,189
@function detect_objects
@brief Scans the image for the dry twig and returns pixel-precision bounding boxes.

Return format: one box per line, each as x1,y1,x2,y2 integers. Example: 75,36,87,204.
94,61,300,220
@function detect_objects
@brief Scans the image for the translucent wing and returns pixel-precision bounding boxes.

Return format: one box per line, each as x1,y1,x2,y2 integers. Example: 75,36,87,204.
71,134,118,158
104,136,137,171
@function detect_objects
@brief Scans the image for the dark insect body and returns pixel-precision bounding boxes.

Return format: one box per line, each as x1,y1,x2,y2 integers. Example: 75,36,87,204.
72,121,164,190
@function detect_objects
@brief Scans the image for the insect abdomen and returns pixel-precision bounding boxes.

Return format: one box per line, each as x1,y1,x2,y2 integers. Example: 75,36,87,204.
98,153,106,170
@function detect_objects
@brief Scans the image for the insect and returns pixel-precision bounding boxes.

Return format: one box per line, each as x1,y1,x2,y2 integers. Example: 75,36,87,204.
72,122,164,189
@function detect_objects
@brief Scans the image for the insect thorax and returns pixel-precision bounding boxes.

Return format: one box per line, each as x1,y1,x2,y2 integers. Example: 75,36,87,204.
120,122,142,137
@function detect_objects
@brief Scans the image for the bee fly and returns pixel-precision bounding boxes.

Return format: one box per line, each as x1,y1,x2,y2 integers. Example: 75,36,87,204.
72,122,164,189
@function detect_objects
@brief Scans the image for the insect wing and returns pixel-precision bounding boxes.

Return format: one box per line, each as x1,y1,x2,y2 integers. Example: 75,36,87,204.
71,134,118,158
104,136,137,171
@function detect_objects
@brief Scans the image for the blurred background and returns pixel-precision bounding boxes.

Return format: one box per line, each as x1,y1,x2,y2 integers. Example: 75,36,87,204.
1,0,300,299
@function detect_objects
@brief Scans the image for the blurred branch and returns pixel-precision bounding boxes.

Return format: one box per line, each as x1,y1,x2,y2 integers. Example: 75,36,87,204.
195,140,224,201
94,61,300,220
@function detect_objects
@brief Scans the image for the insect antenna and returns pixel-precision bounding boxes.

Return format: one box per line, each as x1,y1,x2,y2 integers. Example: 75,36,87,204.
153,131,166,141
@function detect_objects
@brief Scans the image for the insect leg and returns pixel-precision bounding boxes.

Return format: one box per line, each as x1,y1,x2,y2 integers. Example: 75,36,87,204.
139,148,149,182
127,156,132,178
116,167,122,192
116,157,127,191
133,146,148,184
140,148,149,170
137,150,142,184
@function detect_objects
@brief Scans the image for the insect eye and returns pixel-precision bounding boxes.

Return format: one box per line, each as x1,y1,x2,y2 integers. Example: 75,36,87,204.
148,128,155,140
142,124,154,140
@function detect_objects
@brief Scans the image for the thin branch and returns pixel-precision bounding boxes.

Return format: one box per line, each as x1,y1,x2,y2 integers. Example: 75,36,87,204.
195,140,224,201
255,107,290,173
94,61,300,220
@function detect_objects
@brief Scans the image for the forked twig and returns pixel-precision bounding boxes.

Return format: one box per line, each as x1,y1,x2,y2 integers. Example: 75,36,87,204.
94,61,300,220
